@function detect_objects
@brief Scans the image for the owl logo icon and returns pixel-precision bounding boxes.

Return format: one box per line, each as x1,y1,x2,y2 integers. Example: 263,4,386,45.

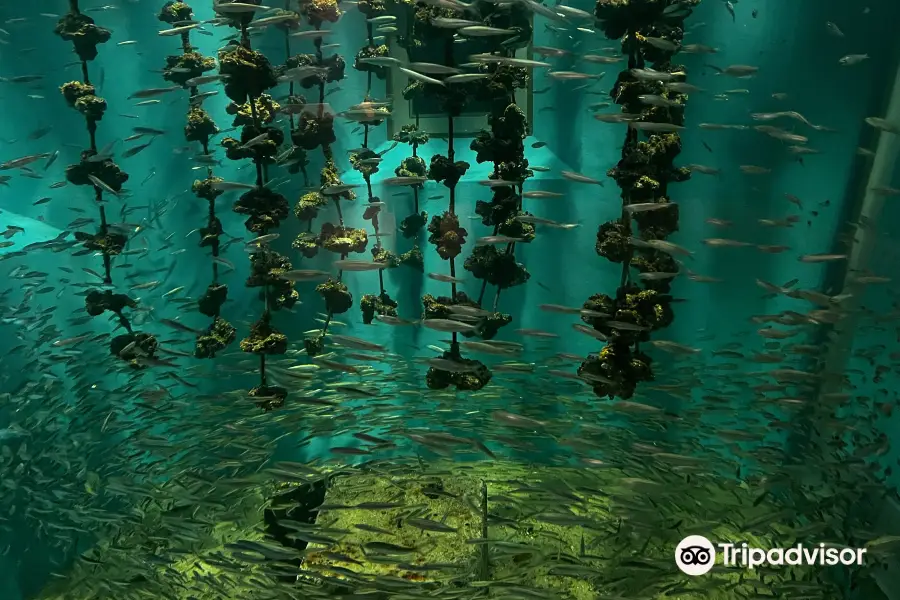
675,535,716,576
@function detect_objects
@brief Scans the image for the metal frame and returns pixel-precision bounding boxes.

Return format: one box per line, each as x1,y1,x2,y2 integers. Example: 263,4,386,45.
386,43,534,139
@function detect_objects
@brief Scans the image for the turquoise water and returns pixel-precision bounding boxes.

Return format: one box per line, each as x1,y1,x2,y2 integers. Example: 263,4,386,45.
1,0,900,597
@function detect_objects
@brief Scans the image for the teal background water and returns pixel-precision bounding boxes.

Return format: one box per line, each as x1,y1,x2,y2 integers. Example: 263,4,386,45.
2,0,900,597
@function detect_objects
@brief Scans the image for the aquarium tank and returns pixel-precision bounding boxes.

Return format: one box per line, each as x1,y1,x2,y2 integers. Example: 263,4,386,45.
1,0,900,598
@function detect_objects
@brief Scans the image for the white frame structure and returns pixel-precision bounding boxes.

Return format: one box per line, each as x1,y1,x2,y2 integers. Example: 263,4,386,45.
386,43,535,139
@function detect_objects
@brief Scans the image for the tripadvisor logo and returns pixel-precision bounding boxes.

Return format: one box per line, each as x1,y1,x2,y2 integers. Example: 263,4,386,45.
675,536,867,576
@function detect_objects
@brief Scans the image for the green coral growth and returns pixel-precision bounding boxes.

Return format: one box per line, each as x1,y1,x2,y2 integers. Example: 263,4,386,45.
353,45,391,79
596,220,631,262
163,51,216,87
218,43,278,103
426,351,492,391
185,106,218,145
233,187,289,233
226,94,280,127
250,384,287,412
427,154,470,188
399,211,428,238
395,125,429,147
158,1,193,24
396,156,427,181
59,81,95,107
292,232,320,258
316,278,353,314
110,332,158,369
304,335,325,358
194,317,236,359
463,245,530,290
470,103,529,165
245,249,299,311
372,246,398,268
197,283,228,317
319,223,368,255
497,213,535,242
73,230,127,256
65,154,128,192
300,0,342,27
54,12,111,61
475,186,520,227
399,245,424,271
578,342,653,400
240,317,288,355
294,190,329,221
292,112,336,151
581,286,673,345
350,148,380,179
191,176,224,202
360,292,398,324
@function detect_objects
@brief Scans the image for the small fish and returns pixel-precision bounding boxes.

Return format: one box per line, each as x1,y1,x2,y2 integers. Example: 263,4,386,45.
87,174,119,197
428,272,466,284
123,141,153,158
561,170,604,185
334,259,383,272
159,318,203,334
422,319,478,333
476,235,524,246
839,54,869,66
281,269,330,282
799,253,848,263
826,21,844,37
398,67,445,87
707,64,759,77
128,85,182,99
458,25,516,37
158,23,201,36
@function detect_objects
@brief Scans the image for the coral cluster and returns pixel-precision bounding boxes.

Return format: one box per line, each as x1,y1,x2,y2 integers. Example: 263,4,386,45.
56,0,156,366
394,125,430,238
583,0,699,398
156,0,237,361
216,12,294,407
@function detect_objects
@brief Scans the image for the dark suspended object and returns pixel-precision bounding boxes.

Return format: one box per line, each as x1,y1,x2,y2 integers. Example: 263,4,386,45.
55,0,158,367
